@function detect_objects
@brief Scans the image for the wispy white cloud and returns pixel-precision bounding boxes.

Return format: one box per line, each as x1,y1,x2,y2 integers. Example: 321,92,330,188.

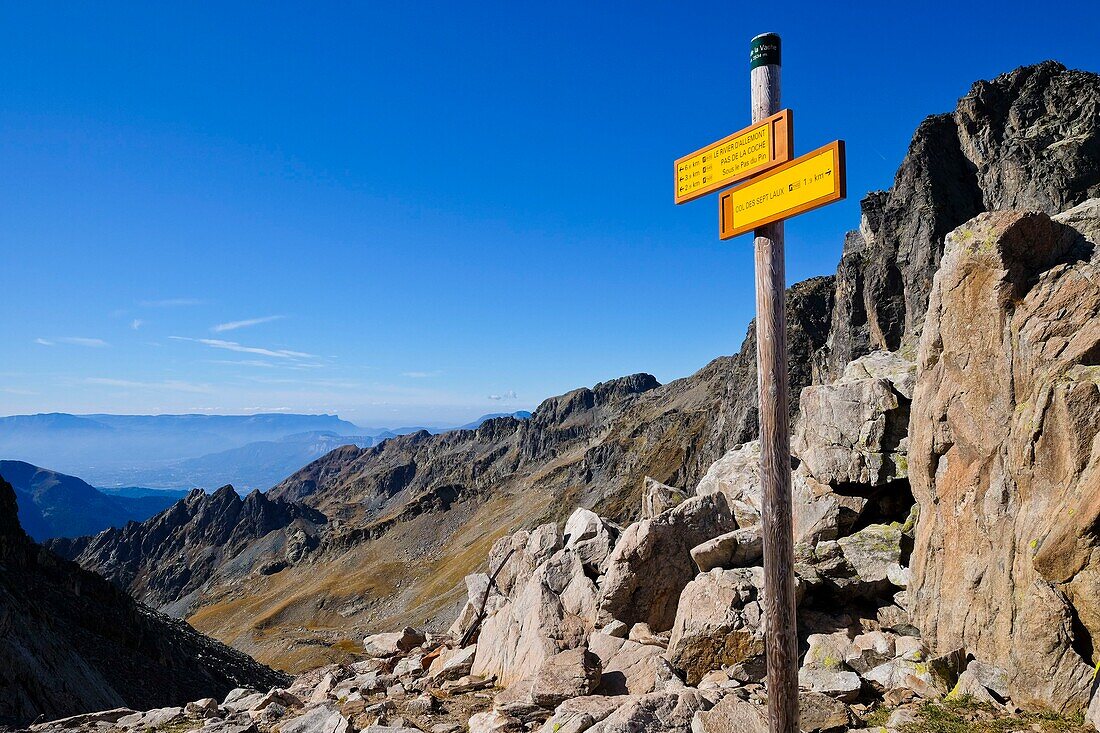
211,315,284,333
488,390,518,401
140,298,205,308
130,319,145,330
170,336,317,360
35,338,55,346
402,370,442,378
208,359,279,368
59,337,109,348
0,387,36,395
85,377,212,393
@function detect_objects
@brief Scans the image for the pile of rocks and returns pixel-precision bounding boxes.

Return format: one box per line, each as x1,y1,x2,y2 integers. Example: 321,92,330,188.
26,624,493,733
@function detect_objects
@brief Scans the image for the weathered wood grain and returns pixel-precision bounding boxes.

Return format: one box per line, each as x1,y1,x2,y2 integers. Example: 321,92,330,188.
751,33,800,733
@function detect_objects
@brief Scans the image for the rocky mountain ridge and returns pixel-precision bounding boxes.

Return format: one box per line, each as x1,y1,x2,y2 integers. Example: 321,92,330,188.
49,275,833,671
823,61,1100,378
48,485,326,618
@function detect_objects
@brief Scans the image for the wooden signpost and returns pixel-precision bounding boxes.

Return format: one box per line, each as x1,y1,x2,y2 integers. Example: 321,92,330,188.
673,32,846,733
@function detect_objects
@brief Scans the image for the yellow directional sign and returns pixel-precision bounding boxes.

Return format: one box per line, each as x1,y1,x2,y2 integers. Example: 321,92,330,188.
719,140,845,240
674,109,792,204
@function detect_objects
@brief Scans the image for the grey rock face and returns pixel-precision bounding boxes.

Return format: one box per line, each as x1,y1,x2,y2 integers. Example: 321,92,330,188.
665,568,768,686
596,494,736,631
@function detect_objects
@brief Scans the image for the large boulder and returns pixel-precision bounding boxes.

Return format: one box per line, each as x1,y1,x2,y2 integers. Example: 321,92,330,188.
793,351,913,487
361,628,424,658
690,527,762,573
596,494,735,631
587,632,669,696
690,695,767,733
665,568,769,685
836,523,909,592
588,690,710,733
642,478,689,519
528,648,602,709
472,546,599,687
563,509,619,576
909,207,1100,711
538,696,624,733
798,692,852,732
696,442,867,546
279,705,350,733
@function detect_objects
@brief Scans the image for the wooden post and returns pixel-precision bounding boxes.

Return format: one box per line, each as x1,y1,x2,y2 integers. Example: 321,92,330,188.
750,32,799,733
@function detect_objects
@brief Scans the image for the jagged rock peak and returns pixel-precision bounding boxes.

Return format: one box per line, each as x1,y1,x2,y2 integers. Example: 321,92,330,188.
47,484,326,616
823,60,1100,379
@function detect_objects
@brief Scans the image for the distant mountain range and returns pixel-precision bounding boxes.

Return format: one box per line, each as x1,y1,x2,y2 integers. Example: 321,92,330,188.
0,460,188,541
0,411,531,491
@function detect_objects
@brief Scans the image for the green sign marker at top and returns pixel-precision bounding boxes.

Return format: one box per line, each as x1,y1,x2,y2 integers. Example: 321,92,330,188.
750,32,781,68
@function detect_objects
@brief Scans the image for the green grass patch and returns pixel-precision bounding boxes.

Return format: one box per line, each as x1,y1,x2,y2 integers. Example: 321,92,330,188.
863,705,893,727
896,697,1089,732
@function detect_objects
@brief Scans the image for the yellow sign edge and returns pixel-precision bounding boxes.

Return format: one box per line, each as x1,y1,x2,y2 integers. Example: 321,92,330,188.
718,140,846,240
673,109,794,205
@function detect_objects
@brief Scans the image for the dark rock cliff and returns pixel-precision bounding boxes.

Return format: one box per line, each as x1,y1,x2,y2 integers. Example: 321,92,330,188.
823,61,1100,378
0,476,288,727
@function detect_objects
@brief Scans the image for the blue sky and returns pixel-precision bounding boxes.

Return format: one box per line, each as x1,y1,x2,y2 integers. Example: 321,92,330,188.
2,2,1098,426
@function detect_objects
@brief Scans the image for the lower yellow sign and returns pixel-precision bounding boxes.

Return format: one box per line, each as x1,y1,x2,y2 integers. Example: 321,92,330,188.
719,140,845,240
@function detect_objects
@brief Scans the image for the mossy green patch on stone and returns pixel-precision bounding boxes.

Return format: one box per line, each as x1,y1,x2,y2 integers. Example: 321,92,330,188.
896,698,1089,732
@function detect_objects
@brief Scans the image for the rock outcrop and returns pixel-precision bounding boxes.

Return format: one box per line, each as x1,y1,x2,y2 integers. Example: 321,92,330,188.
596,494,736,631
909,207,1100,711
0,476,287,728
